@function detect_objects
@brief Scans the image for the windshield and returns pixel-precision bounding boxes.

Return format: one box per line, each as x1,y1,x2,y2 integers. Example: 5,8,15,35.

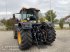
15,14,36,20
21,14,33,20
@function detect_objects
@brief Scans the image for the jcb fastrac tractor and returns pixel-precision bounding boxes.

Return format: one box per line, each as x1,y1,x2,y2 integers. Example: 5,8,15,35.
13,8,56,50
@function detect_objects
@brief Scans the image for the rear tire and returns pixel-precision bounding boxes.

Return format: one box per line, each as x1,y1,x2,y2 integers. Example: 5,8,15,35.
46,28,56,45
18,30,32,50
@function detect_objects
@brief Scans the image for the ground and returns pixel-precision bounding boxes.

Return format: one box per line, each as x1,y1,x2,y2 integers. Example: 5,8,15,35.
0,30,70,52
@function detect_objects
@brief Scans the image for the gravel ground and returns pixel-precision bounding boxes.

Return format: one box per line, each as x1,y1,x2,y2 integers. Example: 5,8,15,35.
0,30,70,52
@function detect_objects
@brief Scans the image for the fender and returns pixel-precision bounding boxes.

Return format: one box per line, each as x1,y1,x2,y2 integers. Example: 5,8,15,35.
41,22,54,29
46,22,54,28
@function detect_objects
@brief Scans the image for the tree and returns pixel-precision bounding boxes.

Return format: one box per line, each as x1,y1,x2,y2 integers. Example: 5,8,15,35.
59,18,64,29
54,19,59,23
45,10,56,22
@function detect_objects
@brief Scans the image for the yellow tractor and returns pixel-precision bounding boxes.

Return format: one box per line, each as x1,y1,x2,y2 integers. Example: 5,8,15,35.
13,8,56,50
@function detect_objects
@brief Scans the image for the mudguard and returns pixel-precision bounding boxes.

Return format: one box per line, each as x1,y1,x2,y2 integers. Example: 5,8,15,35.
41,22,54,28
46,22,54,28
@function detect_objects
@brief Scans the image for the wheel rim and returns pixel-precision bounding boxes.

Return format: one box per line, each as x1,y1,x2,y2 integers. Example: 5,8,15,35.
17,32,21,45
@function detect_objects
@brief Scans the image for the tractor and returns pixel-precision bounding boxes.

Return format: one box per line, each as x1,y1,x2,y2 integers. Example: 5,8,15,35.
13,8,56,50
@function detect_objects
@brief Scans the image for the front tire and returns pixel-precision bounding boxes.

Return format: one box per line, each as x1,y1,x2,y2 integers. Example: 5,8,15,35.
14,31,17,39
17,30,32,50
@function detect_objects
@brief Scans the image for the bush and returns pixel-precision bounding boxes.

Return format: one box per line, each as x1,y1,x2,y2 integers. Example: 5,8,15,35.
1,18,16,30
59,18,64,29
5,19,14,30
39,17,48,22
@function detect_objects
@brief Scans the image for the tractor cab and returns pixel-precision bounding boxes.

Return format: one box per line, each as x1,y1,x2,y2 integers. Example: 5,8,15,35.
13,8,40,23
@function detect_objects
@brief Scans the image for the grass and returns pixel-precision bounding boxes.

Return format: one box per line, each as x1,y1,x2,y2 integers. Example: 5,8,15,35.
55,26,70,30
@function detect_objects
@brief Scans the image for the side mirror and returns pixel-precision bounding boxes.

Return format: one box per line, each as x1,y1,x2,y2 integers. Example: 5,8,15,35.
13,13,21,20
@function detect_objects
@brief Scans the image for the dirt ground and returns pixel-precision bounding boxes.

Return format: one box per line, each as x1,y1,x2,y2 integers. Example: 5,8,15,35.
0,30,70,52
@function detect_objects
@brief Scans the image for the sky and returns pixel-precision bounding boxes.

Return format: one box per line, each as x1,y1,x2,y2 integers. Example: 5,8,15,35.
0,0,70,19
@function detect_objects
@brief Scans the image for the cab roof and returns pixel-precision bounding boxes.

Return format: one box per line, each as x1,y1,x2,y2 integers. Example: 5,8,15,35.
20,7,40,13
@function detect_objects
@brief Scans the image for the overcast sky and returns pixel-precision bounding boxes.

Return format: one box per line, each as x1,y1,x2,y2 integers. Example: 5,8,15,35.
0,0,70,19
